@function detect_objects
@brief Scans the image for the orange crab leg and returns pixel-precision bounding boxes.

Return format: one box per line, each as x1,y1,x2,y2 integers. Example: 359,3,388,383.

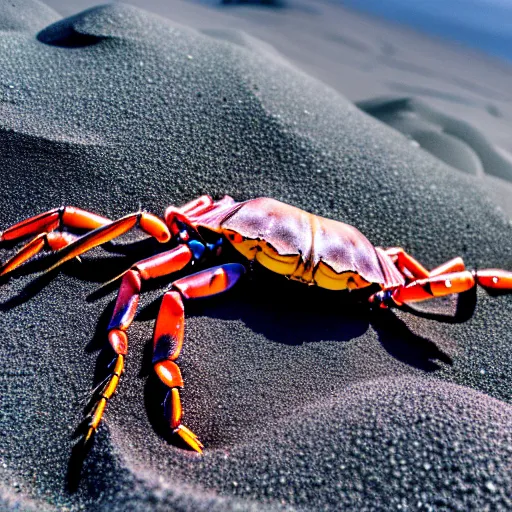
429,257,466,276
0,234,47,276
155,290,203,452
46,212,170,273
135,244,193,281
85,245,194,443
391,270,476,305
1,208,170,277
0,207,111,276
371,263,512,308
475,269,512,290
153,263,246,453
384,247,430,280
0,207,111,243
0,210,60,242
389,268,512,305
0,232,79,277
384,249,466,280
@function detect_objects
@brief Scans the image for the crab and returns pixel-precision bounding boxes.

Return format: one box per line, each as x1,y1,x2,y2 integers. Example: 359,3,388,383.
1,195,511,453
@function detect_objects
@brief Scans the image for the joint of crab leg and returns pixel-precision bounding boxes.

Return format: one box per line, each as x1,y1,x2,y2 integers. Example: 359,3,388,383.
368,289,394,308
107,269,141,332
385,247,429,279
475,269,512,290
46,215,139,272
154,360,184,388
161,382,203,454
102,355,124,399
108,329,128,355
45,232,79,251
138,213,170,243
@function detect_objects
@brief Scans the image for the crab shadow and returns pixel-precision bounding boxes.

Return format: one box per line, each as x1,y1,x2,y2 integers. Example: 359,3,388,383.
135,269,478,448
141,267,467,369
0,242,473,381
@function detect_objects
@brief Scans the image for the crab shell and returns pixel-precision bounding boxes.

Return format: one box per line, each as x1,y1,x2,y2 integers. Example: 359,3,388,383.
184,197,404,291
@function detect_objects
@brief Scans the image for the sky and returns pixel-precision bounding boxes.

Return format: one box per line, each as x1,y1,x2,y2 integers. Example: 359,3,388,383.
340,0,512,62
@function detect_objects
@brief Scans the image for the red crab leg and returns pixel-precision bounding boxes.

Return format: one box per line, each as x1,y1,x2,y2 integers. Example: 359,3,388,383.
391,270,476,305
429,257,466,276
86,257,245,451
475,269,512,290
85,244,195,443
388,268,512,306
174,195,214,217
154,263,246,453
0,207,112,276
384,247,430,280
0,207,111,243
0,208,170,277
384,248,467,281
0,232,79,276
46,212,170,273
164,195,236,238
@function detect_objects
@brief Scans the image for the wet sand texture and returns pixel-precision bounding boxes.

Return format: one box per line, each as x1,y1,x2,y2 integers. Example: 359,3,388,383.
0,2,511,510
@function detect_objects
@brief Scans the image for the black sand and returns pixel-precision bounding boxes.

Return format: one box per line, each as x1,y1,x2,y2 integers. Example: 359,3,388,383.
0,1,511,510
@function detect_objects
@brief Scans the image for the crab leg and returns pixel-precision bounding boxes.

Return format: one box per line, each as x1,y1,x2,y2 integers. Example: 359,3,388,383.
45,212,170,273
429,257,466,276
0,208,170,277
391,270,476,305
0,232,79,276
86,254,245,451
154,263,246,453
392,268,512,304
0,207,112,276
371,267,512,307
475,269,512,290
384,248,466,280
85,244,195,442
0,207,111,243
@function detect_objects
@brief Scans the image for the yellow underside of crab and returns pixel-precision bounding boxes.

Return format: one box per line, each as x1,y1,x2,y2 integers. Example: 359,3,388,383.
227,234,371,291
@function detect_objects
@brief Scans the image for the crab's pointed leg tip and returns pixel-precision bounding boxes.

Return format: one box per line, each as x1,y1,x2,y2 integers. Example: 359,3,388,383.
175,425,204,454
84,427,95,445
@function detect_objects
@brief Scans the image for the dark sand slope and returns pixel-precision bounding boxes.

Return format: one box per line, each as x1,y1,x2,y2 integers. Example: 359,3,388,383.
0,2,511,511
